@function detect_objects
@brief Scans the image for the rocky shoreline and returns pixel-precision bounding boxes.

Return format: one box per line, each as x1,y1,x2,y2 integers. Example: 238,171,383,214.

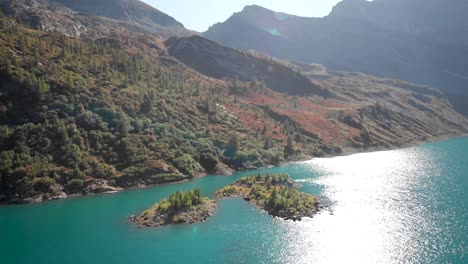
216,173,319,221
2,134,465,206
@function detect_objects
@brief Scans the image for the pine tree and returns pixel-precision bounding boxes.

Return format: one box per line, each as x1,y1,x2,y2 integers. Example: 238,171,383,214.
0,43,5,63
140,92,154,113
65,71,74,89
102,61,110,81
33,47,40,66
24,72,33,89
261,124,267,136
38,77,49,99
194,188,202,204
31,73,38,89
263,136,273,150
6,58,11,74
284,135,295,158
8,35,14,48
57,121,69,145
225,134,239,157
14,57,20,74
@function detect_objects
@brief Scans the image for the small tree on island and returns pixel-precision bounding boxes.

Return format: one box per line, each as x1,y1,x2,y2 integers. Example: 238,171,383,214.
166,189,204,211
194,188,202,204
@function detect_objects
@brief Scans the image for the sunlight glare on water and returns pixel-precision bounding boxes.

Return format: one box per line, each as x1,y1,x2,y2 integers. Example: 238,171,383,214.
1,139,466,264
277,148,441,264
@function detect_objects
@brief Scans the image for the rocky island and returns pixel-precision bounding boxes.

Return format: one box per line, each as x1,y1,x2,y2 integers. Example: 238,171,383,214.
216,173,319,221
130,189,216,227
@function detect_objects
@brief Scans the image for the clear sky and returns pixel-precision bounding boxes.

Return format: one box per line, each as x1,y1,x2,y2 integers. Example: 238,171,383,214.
142,0,343,32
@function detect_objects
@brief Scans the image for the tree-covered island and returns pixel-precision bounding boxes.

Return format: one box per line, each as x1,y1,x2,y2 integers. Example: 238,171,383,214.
130,188,216,227
216,173,319,221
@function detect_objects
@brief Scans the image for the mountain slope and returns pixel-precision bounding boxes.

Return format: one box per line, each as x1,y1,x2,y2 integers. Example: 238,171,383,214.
166,36,329,97
0,1,466,204
204,1,468,114
166,35,468,149
0,0,192,38
53,0,183,27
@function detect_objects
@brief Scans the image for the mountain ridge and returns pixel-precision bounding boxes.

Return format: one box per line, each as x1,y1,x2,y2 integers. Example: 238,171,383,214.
53,0,184,27
204,0,468,115
0,0,193,38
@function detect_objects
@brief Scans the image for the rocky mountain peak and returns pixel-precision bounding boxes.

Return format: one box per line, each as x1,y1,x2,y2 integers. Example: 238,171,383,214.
328,0,370,19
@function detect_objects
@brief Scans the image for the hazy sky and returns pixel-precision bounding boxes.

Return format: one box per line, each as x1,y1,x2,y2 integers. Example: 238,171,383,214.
142,0,343,32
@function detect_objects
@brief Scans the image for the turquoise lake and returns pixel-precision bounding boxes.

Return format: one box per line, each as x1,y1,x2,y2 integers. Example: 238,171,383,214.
0,137,467,263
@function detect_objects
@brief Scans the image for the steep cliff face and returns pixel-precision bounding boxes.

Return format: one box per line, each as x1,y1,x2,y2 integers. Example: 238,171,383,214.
204,0,468,114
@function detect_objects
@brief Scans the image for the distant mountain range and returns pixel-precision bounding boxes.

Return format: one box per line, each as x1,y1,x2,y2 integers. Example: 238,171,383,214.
204,0,468,114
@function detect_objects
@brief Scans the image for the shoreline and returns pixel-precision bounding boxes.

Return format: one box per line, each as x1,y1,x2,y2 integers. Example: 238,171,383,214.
1,133,466,206
324,133,467,159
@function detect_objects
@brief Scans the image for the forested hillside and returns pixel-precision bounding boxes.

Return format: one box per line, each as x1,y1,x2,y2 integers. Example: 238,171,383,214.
0,15,328,203
0,0,466,204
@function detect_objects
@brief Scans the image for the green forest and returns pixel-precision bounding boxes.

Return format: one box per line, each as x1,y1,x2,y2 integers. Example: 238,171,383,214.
0,16,320,202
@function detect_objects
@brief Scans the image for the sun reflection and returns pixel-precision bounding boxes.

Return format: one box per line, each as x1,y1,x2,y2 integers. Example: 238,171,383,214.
264,28,282,36
274,148,440,264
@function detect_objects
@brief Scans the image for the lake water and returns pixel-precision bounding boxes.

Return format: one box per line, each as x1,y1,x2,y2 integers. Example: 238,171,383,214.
0,137,467,264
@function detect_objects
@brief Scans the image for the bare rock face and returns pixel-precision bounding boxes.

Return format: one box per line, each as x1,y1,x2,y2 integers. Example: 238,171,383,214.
214,162,234,176
15,189,67,204
85,180,123,194
0,0,193,38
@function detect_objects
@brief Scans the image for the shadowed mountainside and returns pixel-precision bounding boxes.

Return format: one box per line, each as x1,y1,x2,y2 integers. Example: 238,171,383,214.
166,36,330,97
204,0,468,115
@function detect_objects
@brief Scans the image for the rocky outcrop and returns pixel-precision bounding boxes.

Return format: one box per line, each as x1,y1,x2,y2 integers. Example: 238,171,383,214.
0,0,193,38
85,179,123,194
213,162,234,176
18,190,67,204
